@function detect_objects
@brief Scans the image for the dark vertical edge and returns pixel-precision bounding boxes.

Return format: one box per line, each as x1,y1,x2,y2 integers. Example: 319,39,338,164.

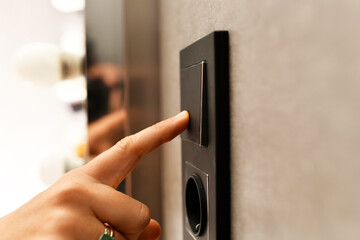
214,31,231,239
201,62,208,146
179,50,186,239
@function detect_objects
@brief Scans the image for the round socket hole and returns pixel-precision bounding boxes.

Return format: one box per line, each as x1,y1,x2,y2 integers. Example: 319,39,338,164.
185,174,207,236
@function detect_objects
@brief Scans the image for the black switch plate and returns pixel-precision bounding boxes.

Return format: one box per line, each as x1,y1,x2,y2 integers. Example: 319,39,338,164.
180,31,230,240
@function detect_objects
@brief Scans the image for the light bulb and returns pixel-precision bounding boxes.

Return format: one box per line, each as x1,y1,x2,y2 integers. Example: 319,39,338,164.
14,43,83,86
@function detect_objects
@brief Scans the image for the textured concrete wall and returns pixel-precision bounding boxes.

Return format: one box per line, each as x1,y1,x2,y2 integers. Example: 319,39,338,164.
159,0,360,239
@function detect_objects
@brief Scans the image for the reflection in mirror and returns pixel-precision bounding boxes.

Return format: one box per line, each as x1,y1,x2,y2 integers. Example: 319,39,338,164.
85,0,128,191
85,0,161,225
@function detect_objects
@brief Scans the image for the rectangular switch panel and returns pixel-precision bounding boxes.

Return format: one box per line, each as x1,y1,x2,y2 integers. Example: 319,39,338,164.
181,61,207,146
181,31,230,240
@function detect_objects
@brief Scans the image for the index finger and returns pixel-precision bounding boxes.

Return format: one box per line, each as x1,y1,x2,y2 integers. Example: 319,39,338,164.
80,111,189,187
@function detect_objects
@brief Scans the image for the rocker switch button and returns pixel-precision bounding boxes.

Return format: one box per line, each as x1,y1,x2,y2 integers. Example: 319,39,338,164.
180,61,207,146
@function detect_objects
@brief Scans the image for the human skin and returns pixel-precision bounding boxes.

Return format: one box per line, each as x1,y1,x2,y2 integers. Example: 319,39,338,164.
0,111,189,240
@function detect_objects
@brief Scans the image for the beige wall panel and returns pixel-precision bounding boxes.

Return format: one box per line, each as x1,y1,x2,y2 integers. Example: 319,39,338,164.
159,0,360,239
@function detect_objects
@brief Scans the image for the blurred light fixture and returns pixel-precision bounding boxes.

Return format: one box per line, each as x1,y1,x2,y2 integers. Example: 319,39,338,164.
53,77,87,104
14,43,83,86
60,31,85,57
50,0,85,13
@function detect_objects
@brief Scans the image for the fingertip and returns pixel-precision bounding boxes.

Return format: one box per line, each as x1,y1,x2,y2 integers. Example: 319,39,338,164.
138,219,161,240
150,219,161,239
175,110,189,129
175,110,189,120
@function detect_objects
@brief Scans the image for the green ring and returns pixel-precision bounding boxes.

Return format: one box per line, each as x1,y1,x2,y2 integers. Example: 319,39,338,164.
99,233,114,240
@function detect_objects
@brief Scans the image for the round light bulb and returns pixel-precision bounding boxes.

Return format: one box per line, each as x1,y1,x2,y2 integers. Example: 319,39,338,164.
15,43,62,85
14,43,83,86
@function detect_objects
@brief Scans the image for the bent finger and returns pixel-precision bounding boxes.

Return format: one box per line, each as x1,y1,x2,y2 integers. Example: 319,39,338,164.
137,219,161,240
89,183,151,236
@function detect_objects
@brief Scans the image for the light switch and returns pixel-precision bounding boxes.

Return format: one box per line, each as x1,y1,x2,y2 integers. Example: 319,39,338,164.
181,61,207,146
180,31,230,240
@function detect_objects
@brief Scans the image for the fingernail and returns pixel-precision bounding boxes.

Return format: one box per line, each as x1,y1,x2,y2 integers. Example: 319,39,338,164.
175,110,188,120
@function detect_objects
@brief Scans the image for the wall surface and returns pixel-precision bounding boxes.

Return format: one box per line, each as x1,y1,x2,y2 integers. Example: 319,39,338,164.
159,0,360,239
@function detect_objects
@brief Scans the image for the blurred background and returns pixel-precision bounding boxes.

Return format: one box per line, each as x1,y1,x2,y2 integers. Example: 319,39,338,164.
0,0,161,227
0,0,86,216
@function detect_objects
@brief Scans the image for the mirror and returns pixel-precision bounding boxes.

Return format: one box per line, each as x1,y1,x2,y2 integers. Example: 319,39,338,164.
85,0,128,191
85,0,162,224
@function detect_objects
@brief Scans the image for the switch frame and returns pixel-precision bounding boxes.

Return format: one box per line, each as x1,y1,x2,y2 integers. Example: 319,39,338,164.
180,31,230,240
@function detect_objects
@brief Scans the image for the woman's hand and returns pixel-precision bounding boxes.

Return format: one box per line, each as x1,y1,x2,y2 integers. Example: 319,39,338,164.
0,111,189,240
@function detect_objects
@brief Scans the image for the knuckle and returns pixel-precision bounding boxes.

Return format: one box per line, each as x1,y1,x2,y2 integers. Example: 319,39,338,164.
115,136,134,154
52,181,89,205
136,203,151,230
153,122,167,144
153,122,162,133
114,135,142,159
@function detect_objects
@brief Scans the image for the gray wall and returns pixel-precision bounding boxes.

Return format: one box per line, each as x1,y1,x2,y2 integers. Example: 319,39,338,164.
159,0,360,239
